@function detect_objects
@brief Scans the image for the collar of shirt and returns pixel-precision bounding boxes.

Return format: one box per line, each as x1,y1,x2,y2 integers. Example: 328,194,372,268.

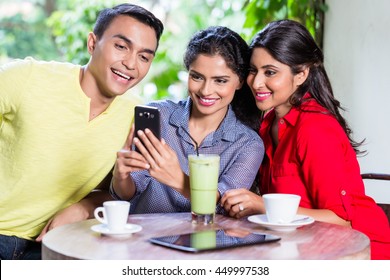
260,92,330,156
260,92,325,134
169,97,238,147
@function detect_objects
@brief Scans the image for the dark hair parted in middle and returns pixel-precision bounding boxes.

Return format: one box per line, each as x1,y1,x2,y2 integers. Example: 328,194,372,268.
184,26,261,131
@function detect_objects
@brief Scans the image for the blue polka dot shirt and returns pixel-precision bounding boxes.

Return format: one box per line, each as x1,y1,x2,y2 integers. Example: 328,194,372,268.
115,97,264,214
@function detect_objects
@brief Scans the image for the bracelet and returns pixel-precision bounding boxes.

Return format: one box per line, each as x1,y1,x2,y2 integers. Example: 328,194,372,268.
108,179,123,200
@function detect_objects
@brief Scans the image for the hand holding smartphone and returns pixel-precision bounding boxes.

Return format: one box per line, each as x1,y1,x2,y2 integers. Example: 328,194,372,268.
134,105,161,152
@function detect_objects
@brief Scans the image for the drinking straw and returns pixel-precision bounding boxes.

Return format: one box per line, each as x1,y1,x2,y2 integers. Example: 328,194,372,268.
187,133,199,156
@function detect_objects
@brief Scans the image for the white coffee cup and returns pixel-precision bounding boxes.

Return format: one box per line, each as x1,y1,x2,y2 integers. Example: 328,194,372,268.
263,193,301,224
94,201,130,232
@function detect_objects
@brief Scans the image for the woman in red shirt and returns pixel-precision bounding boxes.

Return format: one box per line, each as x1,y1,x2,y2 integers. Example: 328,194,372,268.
221,19,390,259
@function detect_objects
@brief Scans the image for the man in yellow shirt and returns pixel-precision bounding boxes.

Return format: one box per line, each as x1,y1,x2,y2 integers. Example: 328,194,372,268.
0,3,163,259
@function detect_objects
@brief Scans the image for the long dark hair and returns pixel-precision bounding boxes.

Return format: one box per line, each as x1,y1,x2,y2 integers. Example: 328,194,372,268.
250,19,364,154
184,26,261,131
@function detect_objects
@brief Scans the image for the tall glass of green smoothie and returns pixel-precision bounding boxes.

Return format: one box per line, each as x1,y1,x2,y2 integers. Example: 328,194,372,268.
188,154,220,224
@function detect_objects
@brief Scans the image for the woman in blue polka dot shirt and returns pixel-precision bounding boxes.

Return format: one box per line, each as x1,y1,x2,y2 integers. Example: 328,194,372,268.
110,26,264,214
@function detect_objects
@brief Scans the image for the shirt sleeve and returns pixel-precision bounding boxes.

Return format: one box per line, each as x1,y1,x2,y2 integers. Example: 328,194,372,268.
0,59,31,116
296,114,351,219
130,170,153,195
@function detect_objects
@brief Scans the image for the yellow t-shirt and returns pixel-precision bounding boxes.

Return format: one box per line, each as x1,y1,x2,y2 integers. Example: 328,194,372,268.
0,58,138,239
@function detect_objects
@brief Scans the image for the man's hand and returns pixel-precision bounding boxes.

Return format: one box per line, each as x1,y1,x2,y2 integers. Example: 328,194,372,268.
36,177,113,242
35,202,90,242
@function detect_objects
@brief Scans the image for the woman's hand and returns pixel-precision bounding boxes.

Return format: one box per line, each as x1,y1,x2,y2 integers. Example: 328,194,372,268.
222,189,351,226
221,188,265,219
134,129,189,197
112,125,150,200
113,125,150,179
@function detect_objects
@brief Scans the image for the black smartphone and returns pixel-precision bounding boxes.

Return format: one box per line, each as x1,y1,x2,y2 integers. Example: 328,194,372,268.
148,229,281,253
134,105,161,151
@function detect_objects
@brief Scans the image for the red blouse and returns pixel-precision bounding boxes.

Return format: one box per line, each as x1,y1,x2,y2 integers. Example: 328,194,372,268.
259,95,390,259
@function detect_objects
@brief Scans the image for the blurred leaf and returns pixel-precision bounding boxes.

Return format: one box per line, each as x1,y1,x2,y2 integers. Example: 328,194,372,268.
0,0,327,100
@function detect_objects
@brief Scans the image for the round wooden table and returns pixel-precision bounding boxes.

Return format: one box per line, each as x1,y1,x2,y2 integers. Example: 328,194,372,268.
42,212,370,260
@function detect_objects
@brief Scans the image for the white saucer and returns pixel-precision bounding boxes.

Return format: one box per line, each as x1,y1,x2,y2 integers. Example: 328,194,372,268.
91,223,142,237
247,214,314,232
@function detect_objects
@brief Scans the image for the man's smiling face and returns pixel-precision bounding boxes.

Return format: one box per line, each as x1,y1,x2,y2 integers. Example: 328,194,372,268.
87,15,158,99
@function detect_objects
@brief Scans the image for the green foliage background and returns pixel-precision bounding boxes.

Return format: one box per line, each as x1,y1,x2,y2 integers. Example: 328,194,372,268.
0,0,327,101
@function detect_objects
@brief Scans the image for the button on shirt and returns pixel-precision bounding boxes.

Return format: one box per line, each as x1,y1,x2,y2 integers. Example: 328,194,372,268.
129,98,264,214
259,93,390,259
259,96,362,214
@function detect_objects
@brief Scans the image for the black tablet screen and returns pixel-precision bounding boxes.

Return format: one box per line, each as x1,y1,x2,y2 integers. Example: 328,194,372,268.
149,229,281,253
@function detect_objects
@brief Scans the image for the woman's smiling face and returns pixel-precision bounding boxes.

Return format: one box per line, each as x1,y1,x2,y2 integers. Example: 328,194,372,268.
247,47,307,118
188,54,242,119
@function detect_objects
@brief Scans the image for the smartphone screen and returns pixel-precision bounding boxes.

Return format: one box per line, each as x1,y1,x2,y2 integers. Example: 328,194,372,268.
148,229,281,253
134,105,161,151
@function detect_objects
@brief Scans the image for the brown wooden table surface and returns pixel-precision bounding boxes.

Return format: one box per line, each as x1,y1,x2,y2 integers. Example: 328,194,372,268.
42,212,370,260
